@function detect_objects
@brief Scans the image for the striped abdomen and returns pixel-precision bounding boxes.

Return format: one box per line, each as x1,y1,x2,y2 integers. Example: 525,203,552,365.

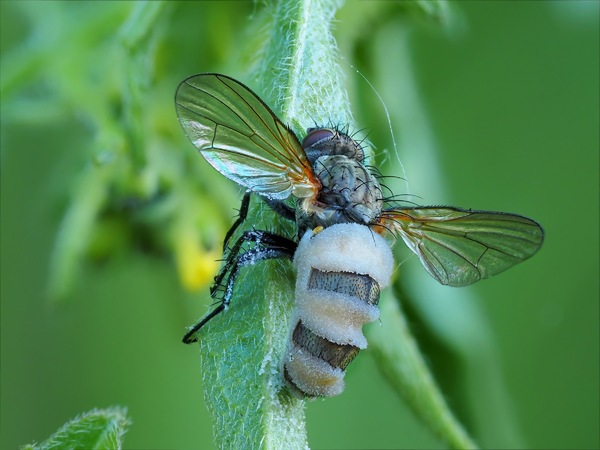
284,223,394,397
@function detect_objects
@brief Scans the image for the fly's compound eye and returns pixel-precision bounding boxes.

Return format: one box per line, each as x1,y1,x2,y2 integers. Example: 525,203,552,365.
302,128,336,149
303,127,365,164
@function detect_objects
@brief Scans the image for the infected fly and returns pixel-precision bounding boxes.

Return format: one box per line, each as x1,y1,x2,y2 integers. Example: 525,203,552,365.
175,73,544,397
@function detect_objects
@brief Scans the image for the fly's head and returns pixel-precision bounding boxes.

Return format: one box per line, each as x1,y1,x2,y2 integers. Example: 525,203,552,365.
298,128,383,232
302,128,365,164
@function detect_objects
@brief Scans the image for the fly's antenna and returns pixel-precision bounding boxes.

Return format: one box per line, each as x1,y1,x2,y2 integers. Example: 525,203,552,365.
345,60,411,196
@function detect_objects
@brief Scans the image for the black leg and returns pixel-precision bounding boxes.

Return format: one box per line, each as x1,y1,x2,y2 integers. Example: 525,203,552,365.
182,304,225,344
222,191,252,252
182,230,297,344
262,196,296,222
222,192,296,254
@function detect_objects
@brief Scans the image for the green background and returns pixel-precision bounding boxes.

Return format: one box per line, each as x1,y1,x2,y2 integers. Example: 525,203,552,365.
1,1,598,449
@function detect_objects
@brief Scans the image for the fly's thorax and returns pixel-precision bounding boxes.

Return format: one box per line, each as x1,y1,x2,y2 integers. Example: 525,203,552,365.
284,223,394,397
297,128,382,230
298,155,382,230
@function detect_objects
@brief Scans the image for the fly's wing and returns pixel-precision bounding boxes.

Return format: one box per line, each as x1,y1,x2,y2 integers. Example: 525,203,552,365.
175,73,320,200
377,207,544,286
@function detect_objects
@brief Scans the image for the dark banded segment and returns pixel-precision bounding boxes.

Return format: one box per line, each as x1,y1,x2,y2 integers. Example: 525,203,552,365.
307,269,380,306
283,366,300,394
292,321,359,370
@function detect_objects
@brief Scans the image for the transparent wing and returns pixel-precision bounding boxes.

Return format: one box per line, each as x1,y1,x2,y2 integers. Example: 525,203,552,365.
175,73,320,200
377,207,544,286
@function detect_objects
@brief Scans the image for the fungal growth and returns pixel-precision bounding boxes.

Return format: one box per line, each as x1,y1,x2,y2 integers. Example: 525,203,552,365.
285,223,393,397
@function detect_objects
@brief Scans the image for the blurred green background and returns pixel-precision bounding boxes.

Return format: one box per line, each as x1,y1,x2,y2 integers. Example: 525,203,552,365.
1,1,598,449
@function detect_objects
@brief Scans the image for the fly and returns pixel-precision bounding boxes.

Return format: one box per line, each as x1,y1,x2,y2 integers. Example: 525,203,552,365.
175,73,544,397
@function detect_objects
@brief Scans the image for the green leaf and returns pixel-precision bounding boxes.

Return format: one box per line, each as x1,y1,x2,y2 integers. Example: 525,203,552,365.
21,406,131,450
250,0,352,132
195,0,351,448
47,164,111,302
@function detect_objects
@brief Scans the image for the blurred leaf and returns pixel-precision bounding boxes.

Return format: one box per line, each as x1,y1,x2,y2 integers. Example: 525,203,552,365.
368,291,477,450
2,1,227,302
48,164,111,302
118,1,170,167
21,406,130,450
399,0,450,23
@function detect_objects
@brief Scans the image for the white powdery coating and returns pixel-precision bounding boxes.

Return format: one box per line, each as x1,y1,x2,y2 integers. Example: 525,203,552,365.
284,223,395,397
292,223,394,348
294,223,394,288
295,289,378,348
286,346,345,397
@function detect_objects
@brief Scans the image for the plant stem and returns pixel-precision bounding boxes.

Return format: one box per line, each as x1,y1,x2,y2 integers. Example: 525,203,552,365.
197,1,350,448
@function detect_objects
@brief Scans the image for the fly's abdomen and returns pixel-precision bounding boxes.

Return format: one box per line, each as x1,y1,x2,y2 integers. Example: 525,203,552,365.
284,223,394,397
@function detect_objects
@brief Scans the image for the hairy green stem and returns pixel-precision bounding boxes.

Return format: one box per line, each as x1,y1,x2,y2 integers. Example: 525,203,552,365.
197,1,349,449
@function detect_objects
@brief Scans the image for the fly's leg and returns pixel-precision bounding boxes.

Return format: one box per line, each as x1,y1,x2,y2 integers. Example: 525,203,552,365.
222,192,296,253
222,191,252,252
210,230,296,297
182,230,297,344
181,303,227,345
183,193,296,344
262,196,296,222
